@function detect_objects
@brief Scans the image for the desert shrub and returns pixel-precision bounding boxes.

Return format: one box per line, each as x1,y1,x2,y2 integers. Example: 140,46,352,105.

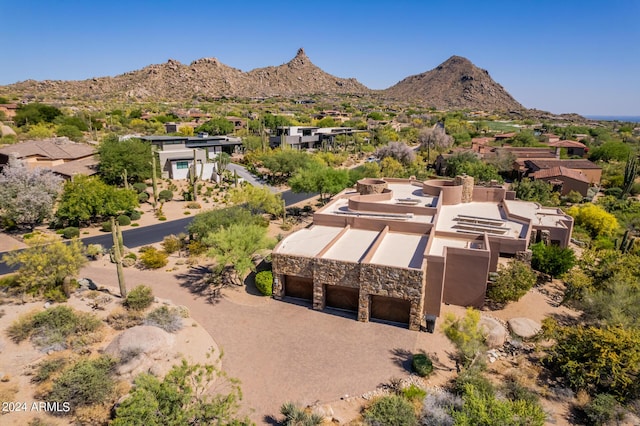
61,227,79,239
86,244,104,259
280,402,324,426
158,189,173,202
420,389,462,426
124,285,154,311
128,210,141,220
255,270,273,296
139,247,168,269
363,394,417,426
144,306,183,332
106,308,143,330
188,240,207,256
582,393,625,426
486,259,537,305
101,220,112,232
32,357,68,383
412,353,433,377
48,356,115,412
453,368,495,397
162,234,183,254
117,214,131,226
7,306,102,351
158,216,167,221
531,242,576,277
402,384,426,401
604,187,623,198
186,202,202,209
138,191,149,203
565,190,584,204
43,287,67,302
125,252,137,260
132,182,147,193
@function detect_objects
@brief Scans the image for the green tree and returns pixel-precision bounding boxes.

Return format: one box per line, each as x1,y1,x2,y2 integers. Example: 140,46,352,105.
543,321,640,400
530,242,575,277
98,135,154,185
26,122,55,139
258,150,315,184
567,204,619,238
511,178,553,204
316,116,337,127
487,260,537,305
589,141,632,162
2,238,87,297
229,184,284,217
0,165,63,230
55,124,83,141
56,175,138,226
14,102,62,127
204,223,276,277
445,151,501,182
113,353,249,425
508,130,538,147
188,206,267,241
195,117,234,135
289,163,350,203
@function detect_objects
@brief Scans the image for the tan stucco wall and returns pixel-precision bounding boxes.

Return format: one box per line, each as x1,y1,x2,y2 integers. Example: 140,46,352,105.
442,247,490,308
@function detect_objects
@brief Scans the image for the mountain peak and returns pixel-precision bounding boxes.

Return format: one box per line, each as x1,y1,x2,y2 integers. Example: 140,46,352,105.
384,56,523,111
296,47,307,58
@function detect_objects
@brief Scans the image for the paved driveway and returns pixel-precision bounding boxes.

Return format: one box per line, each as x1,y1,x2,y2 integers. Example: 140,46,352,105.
80,263,455,424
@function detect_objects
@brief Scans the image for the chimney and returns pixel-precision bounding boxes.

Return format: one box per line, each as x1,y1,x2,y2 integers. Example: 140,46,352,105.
555,147,560,159
454,174,474,203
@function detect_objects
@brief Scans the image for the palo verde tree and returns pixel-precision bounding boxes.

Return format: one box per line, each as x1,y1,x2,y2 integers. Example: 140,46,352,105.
2,235,87,299
0,163,63,230
56,175,138,226
442,308,487,370
289,163,350,204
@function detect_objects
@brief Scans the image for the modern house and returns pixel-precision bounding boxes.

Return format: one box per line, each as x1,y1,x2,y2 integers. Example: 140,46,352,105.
524,158,602,185
0,137,98,179
269,126,362,149
272,176,573,331
140,134,242,179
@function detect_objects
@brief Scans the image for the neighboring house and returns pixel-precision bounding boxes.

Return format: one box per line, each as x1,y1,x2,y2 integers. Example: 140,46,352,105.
272,176,573,331
531,166,590,196
225,116,246,132
269,126,362,149
0,103,18,119
0,137,98,179
493,132,517,141
140,134,242,179
546,140,588,157
524,158,602,185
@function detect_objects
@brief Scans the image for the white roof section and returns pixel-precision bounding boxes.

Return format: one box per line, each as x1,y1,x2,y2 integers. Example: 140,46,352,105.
370,232,428,269
322,228,380,262
428,236,484,256
385,183,438,207
275,225,343,257
328,197,434,223
503,199,571,228
436,202,525,238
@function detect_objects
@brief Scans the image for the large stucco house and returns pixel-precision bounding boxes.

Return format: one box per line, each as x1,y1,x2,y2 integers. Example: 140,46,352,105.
272,176,573,331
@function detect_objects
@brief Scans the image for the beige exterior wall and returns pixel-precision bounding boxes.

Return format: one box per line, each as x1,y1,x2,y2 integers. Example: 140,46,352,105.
442,247,490,308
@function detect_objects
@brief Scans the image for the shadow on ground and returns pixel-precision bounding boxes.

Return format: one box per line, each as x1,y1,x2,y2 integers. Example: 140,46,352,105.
174,265,222,304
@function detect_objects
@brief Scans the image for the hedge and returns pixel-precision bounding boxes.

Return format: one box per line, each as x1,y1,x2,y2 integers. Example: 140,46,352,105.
255,271,273,296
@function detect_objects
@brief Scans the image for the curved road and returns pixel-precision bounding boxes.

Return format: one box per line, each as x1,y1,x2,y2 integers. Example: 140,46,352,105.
0,189,317,275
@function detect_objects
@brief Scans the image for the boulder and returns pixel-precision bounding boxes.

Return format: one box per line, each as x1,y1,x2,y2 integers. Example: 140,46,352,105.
507,317,542,339
104,325,175,378
479,316,507,348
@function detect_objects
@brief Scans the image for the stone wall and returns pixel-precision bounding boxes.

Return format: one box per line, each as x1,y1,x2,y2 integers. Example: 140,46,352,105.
356,179,388,195
454,175,474,203
314,258,361,286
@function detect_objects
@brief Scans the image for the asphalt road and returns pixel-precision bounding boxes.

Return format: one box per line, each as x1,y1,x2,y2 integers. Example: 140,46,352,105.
0,189,317,275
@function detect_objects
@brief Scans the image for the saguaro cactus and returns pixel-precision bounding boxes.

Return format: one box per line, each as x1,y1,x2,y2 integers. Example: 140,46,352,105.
111,217,127,297
151,153,158,211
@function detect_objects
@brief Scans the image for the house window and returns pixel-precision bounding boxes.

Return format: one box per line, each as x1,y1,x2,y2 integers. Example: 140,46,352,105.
176,161,189,169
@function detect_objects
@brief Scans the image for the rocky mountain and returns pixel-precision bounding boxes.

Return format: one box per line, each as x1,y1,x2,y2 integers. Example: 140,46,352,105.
383,56,523,111
1,48,369,101
1,51,525,111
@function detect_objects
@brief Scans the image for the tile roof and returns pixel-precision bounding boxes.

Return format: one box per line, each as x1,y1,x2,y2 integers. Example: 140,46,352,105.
547,140,587,148
0,138,95,160
526,158,601,169
532,166,590,183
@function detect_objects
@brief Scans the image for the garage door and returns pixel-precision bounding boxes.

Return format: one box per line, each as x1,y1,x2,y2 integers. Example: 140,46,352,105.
370,295,411,324
325,285,359,312
284,275,313,300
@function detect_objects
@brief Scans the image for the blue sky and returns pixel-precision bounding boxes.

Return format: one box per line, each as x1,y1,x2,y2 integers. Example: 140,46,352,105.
1,0,639,116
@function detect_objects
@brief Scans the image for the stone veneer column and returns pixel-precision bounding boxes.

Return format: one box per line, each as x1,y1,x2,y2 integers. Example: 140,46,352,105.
454,175,474,203
272,273,285,299
358,292,370,323
409,303,422,331
313,282,325,310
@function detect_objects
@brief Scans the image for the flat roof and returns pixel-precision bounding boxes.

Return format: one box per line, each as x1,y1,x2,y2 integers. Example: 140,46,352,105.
503,199,570,227
429,236,472,256
275,225,343,257
322,228,380,262
436,202,525,238
327,197,434,224
370,232,428,269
